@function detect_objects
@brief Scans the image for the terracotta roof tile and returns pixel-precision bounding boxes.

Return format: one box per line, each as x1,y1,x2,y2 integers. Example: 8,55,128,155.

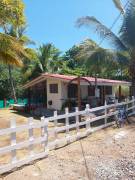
23,73,131,88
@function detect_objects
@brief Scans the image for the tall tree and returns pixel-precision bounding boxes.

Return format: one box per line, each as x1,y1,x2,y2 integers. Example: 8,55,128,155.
22,43,62,81
60,39,123,77
0,0,25,30
76,0,135,95
6,26,34,102
0,0,29,102
61,39,98,75
37,43,61,73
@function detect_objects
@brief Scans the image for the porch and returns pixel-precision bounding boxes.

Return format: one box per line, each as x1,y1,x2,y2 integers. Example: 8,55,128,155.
61,84,128,110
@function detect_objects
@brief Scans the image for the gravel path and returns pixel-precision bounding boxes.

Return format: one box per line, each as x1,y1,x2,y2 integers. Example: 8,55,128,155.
0,110,135,180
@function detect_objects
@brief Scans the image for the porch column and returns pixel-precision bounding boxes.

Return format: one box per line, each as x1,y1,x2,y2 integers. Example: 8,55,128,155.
77,76,81,110
43,81,47,107
28,88,31,108
129,86,132,97
103,86,106,104
101,86,105,105
119,86,122,99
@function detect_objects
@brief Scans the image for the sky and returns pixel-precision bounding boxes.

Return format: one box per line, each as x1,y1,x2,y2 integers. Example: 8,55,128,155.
24,0,127,52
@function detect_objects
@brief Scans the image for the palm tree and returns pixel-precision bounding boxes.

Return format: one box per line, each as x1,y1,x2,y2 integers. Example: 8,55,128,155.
0,32,30,102
0,0,30,102
37,43,61,73
22,43,62,82
74,39,119,77
0,33,27,66
5,26,34,102
76,0,135,95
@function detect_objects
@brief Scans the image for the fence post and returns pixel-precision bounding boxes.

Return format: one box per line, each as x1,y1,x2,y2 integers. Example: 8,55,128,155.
75,107,80,140
104,100,107,125
132,96,135,114
125,98,129,113
115,99,118,107
41,117,49,152
54,111,58,148
41,116,45,149
28,117,34,157
114,99,119,120
10,118,17,164
85,104,91,136
65,108,70,144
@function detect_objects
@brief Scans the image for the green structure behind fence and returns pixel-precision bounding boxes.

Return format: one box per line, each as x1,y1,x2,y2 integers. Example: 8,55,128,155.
0,99,28,108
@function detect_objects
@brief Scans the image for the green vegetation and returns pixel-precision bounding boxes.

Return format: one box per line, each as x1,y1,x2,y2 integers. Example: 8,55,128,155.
0,0,134,100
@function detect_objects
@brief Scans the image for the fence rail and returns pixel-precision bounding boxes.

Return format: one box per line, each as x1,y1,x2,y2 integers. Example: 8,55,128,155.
0,97,135,174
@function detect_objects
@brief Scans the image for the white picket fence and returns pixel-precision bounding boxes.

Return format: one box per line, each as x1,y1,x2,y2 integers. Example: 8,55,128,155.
0,97,135,174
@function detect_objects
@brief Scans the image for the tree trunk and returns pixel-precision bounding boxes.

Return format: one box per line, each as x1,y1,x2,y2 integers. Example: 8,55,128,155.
8,65,17,103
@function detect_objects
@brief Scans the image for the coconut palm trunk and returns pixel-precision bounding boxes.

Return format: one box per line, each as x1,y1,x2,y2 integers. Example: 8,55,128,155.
8,65,17,103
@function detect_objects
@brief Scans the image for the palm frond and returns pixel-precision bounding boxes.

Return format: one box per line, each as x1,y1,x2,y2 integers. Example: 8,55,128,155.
0,33,29,66
76,16,127,50
37,43,61,72
0,51,23,66
112,0,125,14
7,25,35,45
116,51,130,66
74,39,97,61
119,0,135,49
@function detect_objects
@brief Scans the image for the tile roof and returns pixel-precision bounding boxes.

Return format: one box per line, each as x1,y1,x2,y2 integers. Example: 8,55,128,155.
43,73,130,85
23,73,131,89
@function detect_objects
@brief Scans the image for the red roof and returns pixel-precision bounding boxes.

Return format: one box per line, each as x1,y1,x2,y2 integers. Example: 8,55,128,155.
42,73,130,85
23,73,131,88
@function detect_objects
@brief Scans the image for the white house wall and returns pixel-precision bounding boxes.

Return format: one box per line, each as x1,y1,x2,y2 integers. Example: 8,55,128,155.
113,85,130,97
105,85,130,98
47,78,63,110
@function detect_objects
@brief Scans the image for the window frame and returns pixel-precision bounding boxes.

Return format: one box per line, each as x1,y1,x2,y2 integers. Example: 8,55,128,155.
49,83,58,94
105,86,112,95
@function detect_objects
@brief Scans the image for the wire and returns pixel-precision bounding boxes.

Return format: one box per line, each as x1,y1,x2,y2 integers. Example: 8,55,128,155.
98,0,130,47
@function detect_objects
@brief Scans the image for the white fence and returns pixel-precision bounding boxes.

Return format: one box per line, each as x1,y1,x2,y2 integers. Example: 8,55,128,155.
0,97,135,174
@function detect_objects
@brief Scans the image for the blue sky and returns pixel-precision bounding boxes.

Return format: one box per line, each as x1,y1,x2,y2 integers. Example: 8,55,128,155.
24,0,127,52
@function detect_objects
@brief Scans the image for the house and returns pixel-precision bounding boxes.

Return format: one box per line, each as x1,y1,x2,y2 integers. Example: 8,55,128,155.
23,73,131,110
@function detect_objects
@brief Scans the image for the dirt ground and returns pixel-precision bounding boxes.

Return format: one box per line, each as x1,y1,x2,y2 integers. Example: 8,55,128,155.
0,109,135,180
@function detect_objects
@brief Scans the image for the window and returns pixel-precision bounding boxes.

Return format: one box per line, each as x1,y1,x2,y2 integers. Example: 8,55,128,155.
105,86,112,95
88,86,95,96
49,84,58,93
